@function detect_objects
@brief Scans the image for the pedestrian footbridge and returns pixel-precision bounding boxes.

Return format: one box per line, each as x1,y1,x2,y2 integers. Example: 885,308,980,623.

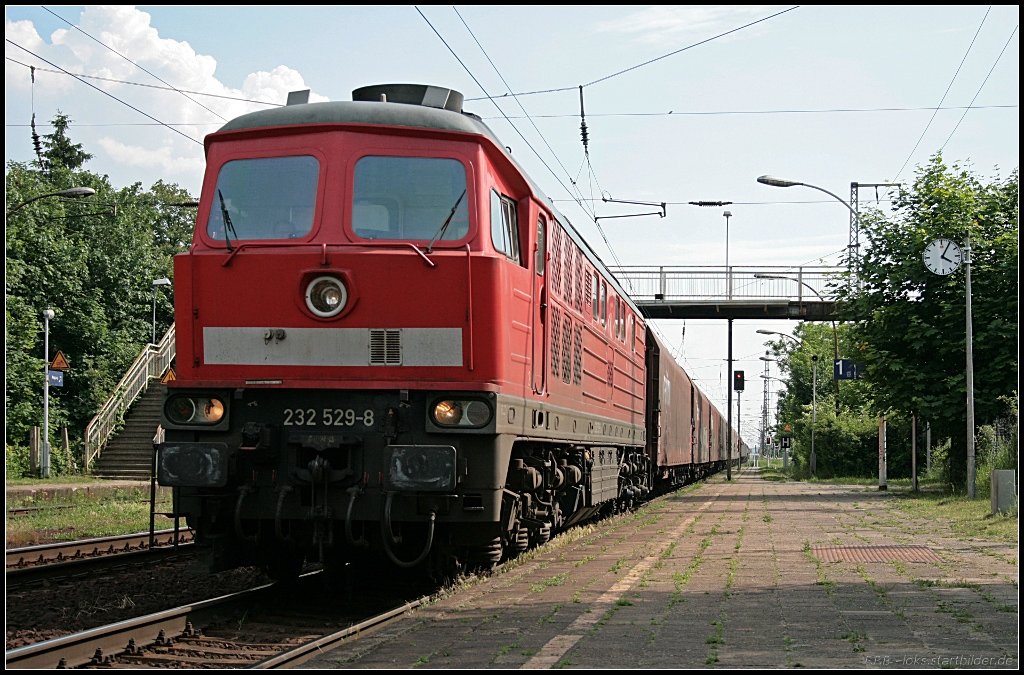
610,265,843,320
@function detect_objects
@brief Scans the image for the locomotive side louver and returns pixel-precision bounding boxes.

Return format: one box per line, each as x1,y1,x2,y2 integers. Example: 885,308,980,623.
370,329,402,365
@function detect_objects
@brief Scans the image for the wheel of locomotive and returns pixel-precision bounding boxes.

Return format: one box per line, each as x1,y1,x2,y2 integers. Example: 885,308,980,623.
530,522,551,547
507,526,530,557
427,545,470,586
466,536,503,569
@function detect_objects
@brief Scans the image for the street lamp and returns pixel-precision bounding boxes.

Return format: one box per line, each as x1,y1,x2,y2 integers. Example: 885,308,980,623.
7,186,96,215
151,278,172,344
757,329,800,346
42,308,55,478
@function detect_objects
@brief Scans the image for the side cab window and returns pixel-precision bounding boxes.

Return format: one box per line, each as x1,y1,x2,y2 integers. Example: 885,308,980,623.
490,189,520,264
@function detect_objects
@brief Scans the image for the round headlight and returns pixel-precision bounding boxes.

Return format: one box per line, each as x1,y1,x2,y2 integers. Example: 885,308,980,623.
306,276,347,318
433,400,462,426
201,398,226,424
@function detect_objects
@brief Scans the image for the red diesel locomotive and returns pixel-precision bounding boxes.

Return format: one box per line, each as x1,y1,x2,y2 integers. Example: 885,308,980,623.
158,84,748,578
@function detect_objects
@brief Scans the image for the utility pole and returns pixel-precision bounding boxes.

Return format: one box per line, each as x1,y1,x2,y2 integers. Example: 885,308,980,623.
761,351,770,462
727,318,733,481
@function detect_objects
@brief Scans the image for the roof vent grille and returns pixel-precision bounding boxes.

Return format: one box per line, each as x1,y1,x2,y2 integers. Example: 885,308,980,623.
352,84,463,113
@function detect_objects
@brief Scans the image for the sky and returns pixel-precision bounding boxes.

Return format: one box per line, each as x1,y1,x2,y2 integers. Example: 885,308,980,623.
5,5,1020,445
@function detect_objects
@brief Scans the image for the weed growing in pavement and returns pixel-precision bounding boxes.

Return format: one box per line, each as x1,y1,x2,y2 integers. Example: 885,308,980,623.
705,616,725,665
841,630,866,653
530,574,567,593
804,545,834,595
540,604,562,623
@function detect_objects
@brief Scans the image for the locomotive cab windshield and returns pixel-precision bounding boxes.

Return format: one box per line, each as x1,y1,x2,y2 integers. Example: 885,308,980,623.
352,155,469,243
207,155,319,242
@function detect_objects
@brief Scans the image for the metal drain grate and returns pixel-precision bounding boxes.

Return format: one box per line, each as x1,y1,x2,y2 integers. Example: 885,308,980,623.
812,545,943,564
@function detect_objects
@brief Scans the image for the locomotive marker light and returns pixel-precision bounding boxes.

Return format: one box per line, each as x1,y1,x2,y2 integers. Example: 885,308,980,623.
151,277,171,344
431,398,493,428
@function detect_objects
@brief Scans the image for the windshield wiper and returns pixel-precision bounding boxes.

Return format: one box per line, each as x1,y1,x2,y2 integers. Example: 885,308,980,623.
426,189,466,254
217,189,238,252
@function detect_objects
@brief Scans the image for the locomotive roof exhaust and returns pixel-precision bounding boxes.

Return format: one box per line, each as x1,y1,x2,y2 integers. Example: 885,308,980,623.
352,84,464,113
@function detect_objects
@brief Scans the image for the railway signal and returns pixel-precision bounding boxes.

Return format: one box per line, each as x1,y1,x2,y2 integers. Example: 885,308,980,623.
733,370,745,391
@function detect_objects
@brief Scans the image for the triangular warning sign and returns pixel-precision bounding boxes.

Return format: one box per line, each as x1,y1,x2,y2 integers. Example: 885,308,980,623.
50,351,70,370
160,368,176,384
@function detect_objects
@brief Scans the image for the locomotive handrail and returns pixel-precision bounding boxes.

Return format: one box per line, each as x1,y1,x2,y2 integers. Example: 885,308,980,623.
84,324,176,470
609,265,844,303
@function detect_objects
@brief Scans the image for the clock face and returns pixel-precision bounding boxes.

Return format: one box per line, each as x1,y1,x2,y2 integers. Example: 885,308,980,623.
923,238,962,275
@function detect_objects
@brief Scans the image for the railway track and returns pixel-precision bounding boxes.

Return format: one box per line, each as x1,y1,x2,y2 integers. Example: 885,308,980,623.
5,570,432,669
6,529,195,584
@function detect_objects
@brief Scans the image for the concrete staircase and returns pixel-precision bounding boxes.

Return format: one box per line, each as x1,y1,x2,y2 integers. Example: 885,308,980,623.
90,383,166,479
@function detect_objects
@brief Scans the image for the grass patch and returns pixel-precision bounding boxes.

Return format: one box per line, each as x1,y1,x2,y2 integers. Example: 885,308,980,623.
6,475,114,487
530,573,567,593
888,491,1018,544
6,486,176,546
758,468,790,482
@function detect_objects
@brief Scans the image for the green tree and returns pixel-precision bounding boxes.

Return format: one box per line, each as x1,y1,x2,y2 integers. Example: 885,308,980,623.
835,154,1018,489
40,111,93,172
5,123,195,471
764,322,884,477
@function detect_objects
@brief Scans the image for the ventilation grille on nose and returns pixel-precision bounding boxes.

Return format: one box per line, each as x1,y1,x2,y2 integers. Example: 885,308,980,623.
370,329,402,365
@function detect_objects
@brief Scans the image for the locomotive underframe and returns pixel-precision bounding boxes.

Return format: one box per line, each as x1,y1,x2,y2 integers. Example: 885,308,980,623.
159,387,653,577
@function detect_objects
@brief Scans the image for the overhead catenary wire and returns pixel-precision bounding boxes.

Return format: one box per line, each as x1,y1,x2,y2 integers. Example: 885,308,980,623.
10,53,1011,120
414,6,595,222
5,56,284,107
5,39,202,146
451,7,595,221
465,6,800,100
442,8,634,291
41,6,228,122
940,24,1019,153
893,6,991,182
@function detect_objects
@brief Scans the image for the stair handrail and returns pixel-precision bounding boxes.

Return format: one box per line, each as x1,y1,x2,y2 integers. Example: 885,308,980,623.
84,324,176,469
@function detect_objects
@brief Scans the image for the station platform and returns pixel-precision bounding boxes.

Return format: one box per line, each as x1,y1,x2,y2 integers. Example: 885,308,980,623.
303,468,1018,669
5,479,155,502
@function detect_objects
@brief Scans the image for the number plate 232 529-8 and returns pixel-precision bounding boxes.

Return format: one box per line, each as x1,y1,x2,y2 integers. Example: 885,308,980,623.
282,407,375,427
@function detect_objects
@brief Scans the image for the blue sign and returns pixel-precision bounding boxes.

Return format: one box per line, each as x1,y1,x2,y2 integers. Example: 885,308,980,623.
833,359,862,380
48,370,64,387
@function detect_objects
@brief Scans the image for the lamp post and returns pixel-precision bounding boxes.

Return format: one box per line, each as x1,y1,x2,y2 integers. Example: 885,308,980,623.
42,308,55,478
151,278,172,344
759,353,775,465
810,354,818,476
7,186,96,215
723,210,732,299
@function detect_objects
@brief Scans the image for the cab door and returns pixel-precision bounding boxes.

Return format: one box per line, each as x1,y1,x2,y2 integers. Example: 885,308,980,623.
531,213,548,395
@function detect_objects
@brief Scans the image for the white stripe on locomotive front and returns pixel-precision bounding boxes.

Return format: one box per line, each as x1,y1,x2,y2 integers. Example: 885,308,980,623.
203,327,463,366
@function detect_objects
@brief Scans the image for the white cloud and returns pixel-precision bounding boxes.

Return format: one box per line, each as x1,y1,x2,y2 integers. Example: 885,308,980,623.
97,136,205,181
593,5,779,47
6,6,328,191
